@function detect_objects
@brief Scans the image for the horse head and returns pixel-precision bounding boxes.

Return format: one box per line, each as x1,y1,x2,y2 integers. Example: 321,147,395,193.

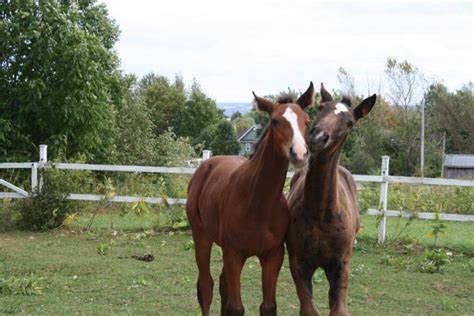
309,83,376,153
253,82,314,168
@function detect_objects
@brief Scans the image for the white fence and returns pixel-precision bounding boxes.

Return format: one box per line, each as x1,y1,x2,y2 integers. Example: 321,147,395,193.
1,146,473,243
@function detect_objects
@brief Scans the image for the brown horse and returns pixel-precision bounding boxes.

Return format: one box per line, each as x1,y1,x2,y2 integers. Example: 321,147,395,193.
286,84,376,316
186,83,314,316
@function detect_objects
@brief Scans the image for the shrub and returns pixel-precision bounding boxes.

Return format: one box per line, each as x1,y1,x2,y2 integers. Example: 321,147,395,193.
417,248,451,273
14,169,76,231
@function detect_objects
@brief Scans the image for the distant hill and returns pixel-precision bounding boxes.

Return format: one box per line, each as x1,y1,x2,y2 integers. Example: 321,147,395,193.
217,102,253,117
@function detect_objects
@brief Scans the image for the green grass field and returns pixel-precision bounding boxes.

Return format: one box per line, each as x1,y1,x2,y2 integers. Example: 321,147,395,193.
1,212,473,315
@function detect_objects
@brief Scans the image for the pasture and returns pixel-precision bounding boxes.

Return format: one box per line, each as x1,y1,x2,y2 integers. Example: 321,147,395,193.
1,211,473,315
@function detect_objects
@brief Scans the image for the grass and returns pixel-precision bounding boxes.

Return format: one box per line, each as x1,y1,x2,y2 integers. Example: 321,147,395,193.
0,212,473,315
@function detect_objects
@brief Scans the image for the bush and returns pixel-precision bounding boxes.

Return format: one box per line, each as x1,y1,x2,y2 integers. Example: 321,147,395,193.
417,248,451,273
14,169,76,231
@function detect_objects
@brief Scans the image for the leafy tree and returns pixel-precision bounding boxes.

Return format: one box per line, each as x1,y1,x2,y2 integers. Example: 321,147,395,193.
0,0,122,162
231,112,254,136
424,83,474,154
154,129,197,167
230,111,242,120
140,74,186,136
114,91,160,165
209,120,240,155
178,81,224,145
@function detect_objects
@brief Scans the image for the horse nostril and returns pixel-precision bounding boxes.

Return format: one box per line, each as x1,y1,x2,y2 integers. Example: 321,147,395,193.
289,146,296,157
322,133,329,143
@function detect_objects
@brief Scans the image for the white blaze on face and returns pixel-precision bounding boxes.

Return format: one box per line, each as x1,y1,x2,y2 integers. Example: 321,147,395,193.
282,107,307,160
335,103,349,115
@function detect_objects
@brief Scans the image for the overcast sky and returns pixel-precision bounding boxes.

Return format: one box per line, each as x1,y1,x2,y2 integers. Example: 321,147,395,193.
101,0,473,102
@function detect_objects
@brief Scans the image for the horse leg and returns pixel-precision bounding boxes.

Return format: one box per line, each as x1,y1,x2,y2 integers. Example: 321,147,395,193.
222,249,246,316
324,260,350,316
194,233,214,316
289,255,319,316
258,246,284,316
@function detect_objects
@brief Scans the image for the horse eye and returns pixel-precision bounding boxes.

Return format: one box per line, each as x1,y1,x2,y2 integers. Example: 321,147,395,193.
347,120,354,128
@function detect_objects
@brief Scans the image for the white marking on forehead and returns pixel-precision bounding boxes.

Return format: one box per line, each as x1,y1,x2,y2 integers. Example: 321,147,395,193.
335,103,349,115
282,107,307,160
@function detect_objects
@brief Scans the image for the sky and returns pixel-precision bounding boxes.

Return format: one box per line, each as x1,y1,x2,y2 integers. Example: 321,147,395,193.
100,0,473,102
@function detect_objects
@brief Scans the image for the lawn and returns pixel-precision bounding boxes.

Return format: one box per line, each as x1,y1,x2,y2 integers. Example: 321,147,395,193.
0,212,473,315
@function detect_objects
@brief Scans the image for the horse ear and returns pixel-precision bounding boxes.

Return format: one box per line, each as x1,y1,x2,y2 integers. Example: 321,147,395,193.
253,92,274,114
296,82,314,109
320,83,333,103
354,94,377,120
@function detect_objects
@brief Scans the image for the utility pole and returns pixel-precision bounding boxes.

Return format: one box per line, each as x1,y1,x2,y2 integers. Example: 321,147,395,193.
420,102,425,177
440,131,446,177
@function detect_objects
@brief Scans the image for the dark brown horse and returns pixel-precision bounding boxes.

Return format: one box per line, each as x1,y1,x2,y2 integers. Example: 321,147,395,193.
186,83,314,316
286,84,376,316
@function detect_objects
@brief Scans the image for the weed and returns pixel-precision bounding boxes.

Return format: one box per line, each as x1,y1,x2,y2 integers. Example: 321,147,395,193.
183,239,194,251
96,243,109,256
0,274,44,295
418,248,451,273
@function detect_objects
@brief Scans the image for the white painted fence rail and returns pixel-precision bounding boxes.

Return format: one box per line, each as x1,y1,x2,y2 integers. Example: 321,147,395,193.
1,145,473,243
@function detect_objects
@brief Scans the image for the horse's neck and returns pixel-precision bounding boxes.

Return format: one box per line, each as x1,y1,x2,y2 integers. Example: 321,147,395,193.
303,149,341,213
246,132,288,206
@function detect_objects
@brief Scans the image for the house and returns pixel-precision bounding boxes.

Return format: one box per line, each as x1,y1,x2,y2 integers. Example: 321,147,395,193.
237,125,261,155
443,154,474,179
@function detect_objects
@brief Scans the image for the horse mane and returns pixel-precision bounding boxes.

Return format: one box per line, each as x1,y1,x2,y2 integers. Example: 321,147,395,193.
277,94,295,104
249,123,269,159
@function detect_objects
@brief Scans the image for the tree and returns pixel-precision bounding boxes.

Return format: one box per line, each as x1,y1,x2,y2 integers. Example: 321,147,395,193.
140,74,186,136
384,57,426,109
0,0,122,162
114,90,160,165
231,112,254,137
178,81,224,146
424,83,474,154
209,120,241,155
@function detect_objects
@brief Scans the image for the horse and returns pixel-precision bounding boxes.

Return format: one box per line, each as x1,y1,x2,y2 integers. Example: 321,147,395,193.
186,83,314,316
286,83,376,316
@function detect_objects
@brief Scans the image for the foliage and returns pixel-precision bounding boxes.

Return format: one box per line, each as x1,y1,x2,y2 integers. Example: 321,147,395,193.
357,183,474,215
114,80,161,165
0,274,44,296
231,112,255,136
140,74,186,136
139,75,224,150
424,83,474,154
418,248,451,273
207,120,241,155
154,129,197,166
428,211,448,247
179,81,224,145
0,0,121,162
14,169,76,231
96,243,109,256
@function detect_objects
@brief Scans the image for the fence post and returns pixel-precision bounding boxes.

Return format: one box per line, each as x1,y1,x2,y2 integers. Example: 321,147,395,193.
31,163,38,194
378,156,390,244
202,150,211,161
38,144,48,190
